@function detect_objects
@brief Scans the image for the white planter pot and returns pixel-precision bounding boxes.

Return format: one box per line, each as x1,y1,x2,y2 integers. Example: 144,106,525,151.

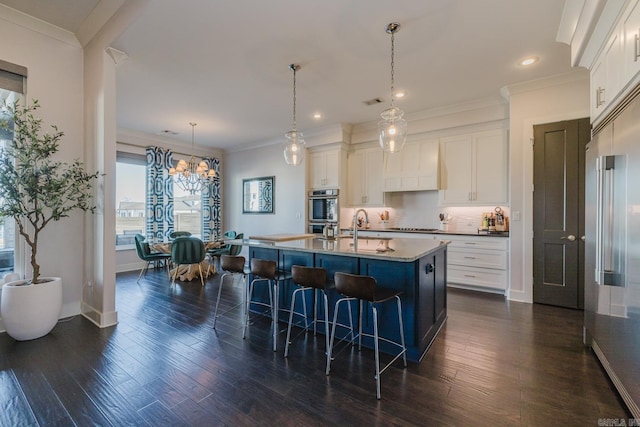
0,277,62,341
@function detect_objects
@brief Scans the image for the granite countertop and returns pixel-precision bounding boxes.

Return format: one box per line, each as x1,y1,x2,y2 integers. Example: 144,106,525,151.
231,236,449,262
342,228,509,237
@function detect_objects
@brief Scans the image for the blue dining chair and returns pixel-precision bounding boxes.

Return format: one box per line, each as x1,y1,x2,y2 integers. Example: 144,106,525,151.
207,231,241,272
134,234,172,282
171,236,207,287
169,230,192,240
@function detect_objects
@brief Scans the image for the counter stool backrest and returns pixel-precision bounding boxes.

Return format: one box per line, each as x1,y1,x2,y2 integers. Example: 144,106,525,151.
292,265,328,290
250,258,276,280
220,255,246,274
334,272,376,302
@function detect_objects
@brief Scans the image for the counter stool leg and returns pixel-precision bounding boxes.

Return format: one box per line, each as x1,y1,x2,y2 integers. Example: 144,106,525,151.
322,291,330,354
397,295,408,367
372,304,381,400
301,290,309,331
272,281,278,352
243,279,256,339
326,298,342,375
358,299,364,350
284,287,301,358
347,300,355,345
213,272,229,329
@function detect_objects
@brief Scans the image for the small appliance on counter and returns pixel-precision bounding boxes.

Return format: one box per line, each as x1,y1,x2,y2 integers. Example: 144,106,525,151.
479,207,508,233
322,223,336,240
439,213,449,231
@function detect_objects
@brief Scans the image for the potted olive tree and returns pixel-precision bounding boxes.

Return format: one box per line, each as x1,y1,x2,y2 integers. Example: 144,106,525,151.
0,99,99,340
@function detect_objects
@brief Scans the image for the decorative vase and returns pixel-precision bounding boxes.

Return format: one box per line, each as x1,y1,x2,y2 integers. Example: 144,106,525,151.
1,277,62,341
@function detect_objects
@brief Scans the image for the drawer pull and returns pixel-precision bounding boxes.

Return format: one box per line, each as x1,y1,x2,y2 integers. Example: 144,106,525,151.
464,242,478,245
463,256,477,259
463,274,477,278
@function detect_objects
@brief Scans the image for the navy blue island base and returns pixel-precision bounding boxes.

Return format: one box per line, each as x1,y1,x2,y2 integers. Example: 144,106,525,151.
239,235,448,363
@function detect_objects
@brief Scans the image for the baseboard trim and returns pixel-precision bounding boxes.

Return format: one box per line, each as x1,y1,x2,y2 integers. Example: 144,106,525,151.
81,302,118,328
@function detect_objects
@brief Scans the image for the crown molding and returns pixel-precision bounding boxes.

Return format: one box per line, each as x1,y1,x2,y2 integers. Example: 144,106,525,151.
223,123,351,154
0,4,80,47
116,128,223,158
502,69,589,97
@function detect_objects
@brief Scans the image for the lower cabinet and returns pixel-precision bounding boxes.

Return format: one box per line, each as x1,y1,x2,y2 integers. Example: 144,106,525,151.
446,235,509,293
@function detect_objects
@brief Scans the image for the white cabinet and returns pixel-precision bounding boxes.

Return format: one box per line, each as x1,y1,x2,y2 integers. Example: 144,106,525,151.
439,129,508,205
309,148,344,190
623,0,640,83
446,235,509,292
347,147,385,206
591,26,623,121
382,139,439,192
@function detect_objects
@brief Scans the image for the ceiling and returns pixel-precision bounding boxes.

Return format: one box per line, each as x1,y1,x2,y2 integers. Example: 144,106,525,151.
0,0,577,152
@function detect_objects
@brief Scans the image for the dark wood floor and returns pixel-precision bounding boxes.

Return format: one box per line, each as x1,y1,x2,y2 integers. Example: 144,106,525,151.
0,268,630,426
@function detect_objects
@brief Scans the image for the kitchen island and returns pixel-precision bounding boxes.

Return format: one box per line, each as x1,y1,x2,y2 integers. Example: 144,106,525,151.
236,235,448,362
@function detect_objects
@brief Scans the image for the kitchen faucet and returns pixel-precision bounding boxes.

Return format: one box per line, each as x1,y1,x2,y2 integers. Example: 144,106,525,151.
353,208,369,249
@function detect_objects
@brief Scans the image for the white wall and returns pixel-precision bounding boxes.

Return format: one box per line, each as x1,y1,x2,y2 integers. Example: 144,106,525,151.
0,14,85,325
224,143,307,254
504,70,590,302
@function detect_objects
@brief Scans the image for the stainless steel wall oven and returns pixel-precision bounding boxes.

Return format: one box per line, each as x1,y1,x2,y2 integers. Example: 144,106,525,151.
308,189,339,233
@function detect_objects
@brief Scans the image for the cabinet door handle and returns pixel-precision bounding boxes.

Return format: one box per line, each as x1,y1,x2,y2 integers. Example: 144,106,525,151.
635,33,640,62
596,87,605,107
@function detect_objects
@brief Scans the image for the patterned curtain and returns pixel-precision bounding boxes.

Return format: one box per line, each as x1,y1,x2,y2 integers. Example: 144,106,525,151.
145,147,174,241
202,157,221,241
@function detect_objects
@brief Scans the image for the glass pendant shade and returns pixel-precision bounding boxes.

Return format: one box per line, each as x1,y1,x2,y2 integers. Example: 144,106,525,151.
284,130,305,166
378,106,407,153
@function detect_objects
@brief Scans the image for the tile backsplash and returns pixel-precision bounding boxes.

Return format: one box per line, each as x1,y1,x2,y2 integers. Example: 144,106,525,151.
342,191,509,233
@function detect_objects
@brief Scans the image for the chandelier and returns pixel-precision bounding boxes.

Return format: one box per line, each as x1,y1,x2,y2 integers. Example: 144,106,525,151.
284,64,306,166
169,122,216,194
378,22,407,154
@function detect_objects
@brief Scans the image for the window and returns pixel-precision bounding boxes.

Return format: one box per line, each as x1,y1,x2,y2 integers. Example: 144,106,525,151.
0,59,27,275
115,152,146,247
173,182,202,238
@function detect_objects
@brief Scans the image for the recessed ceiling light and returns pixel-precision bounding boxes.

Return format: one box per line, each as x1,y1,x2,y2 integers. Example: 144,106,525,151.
395,91,406,98
519,56,539,66
313,112,322,119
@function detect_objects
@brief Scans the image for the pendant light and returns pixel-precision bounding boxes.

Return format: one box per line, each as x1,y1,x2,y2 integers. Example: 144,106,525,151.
284,64,306,166
378,22,407,154
169,122,216,194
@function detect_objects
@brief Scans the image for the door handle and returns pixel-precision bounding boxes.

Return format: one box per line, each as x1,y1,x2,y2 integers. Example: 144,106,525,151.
561,235,576,241
581,235,585,241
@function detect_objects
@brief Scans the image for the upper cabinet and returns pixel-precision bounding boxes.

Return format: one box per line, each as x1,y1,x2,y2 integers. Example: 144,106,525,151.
623,0,640,83
309,147,346,190
591,25,623,121
382,139,440,192
347,147,385,207
439,129,508,205
583,0,640,125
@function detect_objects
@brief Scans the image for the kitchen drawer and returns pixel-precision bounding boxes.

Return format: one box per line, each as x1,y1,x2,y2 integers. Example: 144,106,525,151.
446,236,508,251
448,265,508,290
448,248,507,270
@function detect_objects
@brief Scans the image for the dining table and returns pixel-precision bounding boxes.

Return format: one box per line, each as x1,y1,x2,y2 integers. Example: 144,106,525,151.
150,240,224,282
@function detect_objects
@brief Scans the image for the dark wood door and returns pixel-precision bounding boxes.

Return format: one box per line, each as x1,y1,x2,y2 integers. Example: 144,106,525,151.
533,118,589,308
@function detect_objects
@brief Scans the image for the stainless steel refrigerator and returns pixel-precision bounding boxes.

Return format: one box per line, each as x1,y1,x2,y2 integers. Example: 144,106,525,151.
585,91,640,419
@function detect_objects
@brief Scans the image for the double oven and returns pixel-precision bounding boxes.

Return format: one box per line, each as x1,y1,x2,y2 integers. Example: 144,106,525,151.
307,189,339,234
